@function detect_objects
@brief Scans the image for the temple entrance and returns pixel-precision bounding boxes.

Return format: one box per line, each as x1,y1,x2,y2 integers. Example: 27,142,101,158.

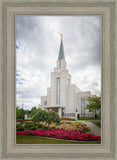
51,108,58,113
43,106,64,118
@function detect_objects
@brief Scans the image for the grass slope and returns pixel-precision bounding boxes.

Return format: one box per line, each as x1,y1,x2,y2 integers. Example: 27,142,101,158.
16,136,101,144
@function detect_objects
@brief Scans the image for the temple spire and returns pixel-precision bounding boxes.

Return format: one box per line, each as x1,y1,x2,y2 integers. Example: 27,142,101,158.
58,33,65,60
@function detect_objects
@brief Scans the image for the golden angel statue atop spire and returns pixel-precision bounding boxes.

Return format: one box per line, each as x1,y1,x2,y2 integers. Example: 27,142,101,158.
59,33,63,39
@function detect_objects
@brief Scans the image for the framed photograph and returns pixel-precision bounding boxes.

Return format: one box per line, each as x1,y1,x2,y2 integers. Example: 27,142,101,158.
0,0,117,160
16,15,101,145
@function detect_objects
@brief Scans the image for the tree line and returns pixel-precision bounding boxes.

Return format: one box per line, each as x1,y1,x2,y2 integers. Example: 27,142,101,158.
16,106,39,120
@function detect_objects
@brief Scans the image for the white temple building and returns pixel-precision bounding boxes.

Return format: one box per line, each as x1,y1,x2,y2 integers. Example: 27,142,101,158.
41,34,96,118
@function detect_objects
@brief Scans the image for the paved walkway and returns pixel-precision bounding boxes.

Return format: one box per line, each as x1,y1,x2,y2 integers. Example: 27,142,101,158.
78,120,101,136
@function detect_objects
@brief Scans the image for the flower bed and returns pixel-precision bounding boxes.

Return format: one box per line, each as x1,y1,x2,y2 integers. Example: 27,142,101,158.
16,119,31,122
16,129,101,141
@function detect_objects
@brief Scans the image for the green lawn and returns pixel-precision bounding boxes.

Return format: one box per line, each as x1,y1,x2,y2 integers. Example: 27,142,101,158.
16,136,101,144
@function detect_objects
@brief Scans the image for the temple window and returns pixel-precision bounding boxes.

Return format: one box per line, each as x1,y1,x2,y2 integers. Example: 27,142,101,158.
81,99,85,116
44,101,47,106
56,77,60,104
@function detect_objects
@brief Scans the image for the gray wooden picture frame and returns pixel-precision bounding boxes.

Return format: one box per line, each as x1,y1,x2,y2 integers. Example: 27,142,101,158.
0,0,117,159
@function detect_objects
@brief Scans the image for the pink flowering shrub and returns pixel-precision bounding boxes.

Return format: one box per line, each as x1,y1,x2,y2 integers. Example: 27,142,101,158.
16,129,101,141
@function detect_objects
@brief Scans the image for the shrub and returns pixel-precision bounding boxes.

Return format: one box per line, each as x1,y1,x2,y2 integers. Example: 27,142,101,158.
47,111,60,124
64,122,72,124
16,124,24,131
37,123,44,129
42,126,48,129
32,110,60,129
25,123,34,130
23,121,32,125
30,121,34,124
54,122,90,133
95,114,97,118
29,126,37,130
56,122,61,126
72,119,76,121
16,124,21,128
75,124,90,133
77,114,80,120
51,126,56,129
32,110,47,123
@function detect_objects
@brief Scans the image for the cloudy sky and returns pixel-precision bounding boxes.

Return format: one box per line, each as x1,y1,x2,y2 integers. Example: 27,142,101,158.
16,16,101,110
